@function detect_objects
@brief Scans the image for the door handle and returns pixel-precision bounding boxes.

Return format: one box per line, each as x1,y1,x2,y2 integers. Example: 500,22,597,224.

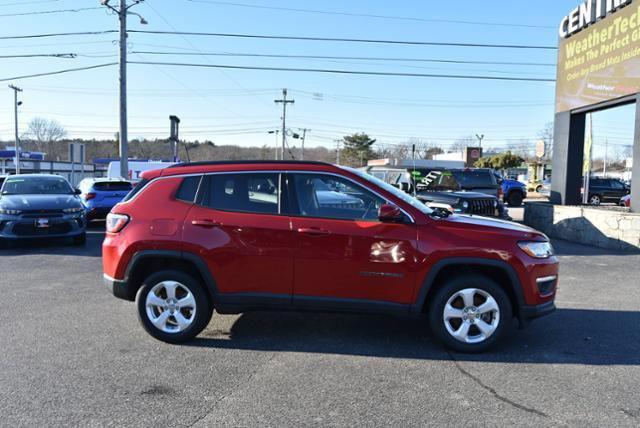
191,219,220,228
297,227,331,236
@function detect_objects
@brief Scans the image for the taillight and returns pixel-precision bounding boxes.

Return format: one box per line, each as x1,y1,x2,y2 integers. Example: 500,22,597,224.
83,192,97,201
106,213,130,233
498,186,504,199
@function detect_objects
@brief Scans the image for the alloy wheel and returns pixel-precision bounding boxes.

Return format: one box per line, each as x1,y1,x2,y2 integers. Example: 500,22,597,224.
145,281,197,334
443,288,500,344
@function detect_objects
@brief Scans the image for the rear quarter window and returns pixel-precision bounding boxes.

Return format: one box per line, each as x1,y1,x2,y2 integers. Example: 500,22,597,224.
175,176,202,203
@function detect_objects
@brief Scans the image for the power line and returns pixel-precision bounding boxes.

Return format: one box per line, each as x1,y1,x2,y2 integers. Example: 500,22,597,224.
0,7,101,17
184,0,555,29
0,63,116,82
0,30,117,41
0,0,64,6
0,53,77,59
128,30,557,50
128,60,556,82
130,51,556,67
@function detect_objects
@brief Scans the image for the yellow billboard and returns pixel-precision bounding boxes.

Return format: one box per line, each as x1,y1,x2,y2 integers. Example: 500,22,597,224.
556,2,640,112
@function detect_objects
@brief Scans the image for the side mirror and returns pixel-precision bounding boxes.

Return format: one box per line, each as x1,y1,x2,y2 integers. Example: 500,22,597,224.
74,188,82,195
395,182,410,193
378,203,404,223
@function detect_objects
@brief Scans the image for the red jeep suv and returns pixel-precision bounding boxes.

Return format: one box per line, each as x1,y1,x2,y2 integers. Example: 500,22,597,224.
103,161,558,352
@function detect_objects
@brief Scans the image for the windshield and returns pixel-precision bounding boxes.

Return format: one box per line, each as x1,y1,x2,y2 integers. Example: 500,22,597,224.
1,176,74,195
341,166,433,216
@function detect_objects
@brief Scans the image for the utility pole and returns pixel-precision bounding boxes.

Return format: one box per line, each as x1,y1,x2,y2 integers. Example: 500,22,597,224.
268,130,279,160
274,88,294,160
475,133,485,148
603,139,608,176
335,140,341,165
8,84,22,174
299,128,309,160
169,116,180,162
101,0,147,178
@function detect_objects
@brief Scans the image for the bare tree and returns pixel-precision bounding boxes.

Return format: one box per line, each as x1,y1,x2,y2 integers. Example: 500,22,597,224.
25,117,67,159
537,122,554,160
449,135,476,153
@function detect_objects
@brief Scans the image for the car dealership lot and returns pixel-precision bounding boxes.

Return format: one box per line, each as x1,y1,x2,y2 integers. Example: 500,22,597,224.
1,232,639,426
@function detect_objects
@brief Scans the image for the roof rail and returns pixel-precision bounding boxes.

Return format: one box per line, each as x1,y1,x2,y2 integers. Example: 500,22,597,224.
167,160,334,169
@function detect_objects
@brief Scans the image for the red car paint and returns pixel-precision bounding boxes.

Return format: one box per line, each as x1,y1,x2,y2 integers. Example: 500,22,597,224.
103,161,558,329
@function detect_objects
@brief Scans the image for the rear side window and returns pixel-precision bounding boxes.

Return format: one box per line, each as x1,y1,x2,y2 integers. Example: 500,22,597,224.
451,170,496,188
122,179,149,202
175,176,202,203
203,173,280,215
93,181,133,191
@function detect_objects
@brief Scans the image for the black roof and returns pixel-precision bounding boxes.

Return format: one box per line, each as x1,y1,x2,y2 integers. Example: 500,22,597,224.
168,160,333,169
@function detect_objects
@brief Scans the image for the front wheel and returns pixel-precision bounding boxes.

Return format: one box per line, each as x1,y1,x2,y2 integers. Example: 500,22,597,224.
506,191,524,207
589,195,601,206
428,276,512,353
136,270,213,344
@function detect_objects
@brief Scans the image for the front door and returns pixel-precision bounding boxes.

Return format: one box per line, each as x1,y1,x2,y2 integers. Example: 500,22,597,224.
288,173,419,307
182,172,293,297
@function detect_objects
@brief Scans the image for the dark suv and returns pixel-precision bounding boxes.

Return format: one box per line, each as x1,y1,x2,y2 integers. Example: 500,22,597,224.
103,161,558,353
365,166,508,218
584,177,630,205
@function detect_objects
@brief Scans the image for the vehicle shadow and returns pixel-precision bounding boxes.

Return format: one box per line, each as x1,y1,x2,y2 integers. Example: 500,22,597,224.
0,230,104,257
189,308,640,365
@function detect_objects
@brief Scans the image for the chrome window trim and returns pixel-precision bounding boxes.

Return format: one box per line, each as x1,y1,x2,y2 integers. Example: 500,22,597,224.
120,169,416,223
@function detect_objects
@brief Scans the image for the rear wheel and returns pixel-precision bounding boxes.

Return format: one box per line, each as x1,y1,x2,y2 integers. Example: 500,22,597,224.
589,194,601,206
136,270,213,344
428,275,512,353
506,191,524,207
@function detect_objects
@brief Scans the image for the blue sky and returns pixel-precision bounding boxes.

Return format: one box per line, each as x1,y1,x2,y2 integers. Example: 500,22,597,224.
0,0,634,157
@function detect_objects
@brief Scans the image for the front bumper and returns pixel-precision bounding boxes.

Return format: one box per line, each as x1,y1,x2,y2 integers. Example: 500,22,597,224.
0,213,86,239
522,300,556,321
85,207,112,221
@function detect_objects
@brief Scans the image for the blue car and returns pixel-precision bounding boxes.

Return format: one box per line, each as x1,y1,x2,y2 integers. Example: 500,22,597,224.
494,173,527,207
77,177,133,221
0,174,87,246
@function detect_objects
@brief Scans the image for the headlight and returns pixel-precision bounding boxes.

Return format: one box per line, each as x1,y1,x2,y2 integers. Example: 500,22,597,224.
493,200,498,208
63,207,85,214
0,208,22,215
518,241,554,259
461,201,469,210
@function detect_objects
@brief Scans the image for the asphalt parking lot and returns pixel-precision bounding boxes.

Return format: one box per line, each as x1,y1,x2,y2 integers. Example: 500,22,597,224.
1,229,639,427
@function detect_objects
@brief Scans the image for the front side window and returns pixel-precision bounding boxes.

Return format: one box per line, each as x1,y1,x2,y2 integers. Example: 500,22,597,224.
292,173,384,221
204,173,280,215
1,176,73,195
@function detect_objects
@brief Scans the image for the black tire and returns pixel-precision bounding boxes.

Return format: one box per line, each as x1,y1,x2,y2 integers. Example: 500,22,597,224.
136,270,213,344
72,232,86,246
428,275,512,353
506,191,524,207
535,185,543,193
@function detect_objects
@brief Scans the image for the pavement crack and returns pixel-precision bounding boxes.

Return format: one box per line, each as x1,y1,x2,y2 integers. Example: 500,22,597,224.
447,352,549,419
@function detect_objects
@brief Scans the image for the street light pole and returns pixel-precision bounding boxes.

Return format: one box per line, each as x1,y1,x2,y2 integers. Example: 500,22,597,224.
8,84,22,174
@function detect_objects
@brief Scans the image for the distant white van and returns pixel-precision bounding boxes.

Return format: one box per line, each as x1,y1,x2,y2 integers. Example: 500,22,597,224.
107,161,175,182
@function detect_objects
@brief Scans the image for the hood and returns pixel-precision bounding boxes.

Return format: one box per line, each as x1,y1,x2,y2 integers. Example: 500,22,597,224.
0,194,82,211
503,179,526,188
434,214,545,240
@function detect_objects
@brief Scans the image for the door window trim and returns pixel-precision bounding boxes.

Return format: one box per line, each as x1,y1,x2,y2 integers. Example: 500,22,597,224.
197,171,286,217
286,171,415,224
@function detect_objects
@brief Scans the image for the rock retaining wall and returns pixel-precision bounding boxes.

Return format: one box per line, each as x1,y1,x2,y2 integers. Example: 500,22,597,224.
524,203,640,252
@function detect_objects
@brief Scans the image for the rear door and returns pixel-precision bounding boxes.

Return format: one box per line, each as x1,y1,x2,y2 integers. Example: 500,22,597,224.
182,172,294,298
288,172,419,307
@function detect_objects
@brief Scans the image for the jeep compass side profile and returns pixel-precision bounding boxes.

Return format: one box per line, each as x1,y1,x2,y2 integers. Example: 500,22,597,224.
103,161,558,353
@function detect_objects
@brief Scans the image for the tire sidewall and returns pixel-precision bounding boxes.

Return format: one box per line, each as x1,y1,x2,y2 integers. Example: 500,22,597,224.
136,270,213,344
428,276,512,353
507,191,523,207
